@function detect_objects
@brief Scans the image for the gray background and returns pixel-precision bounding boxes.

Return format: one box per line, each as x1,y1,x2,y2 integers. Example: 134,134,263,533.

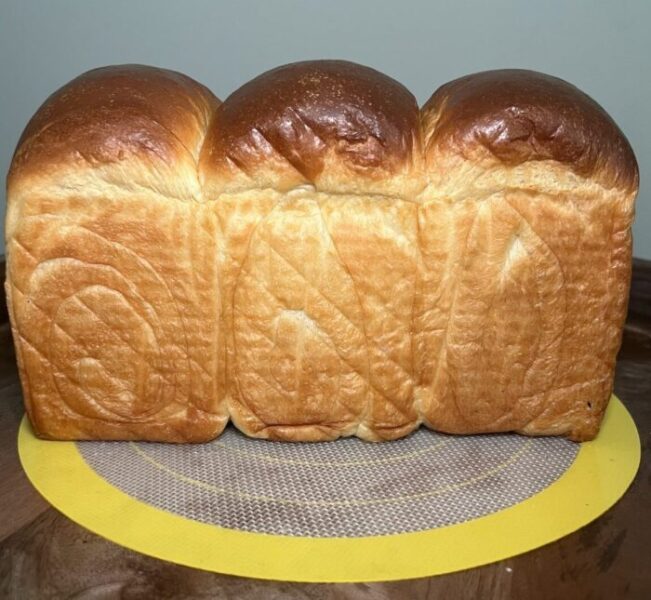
1,0,649,258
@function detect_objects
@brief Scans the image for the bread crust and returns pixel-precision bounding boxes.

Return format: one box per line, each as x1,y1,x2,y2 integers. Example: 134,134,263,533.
5,63,639,442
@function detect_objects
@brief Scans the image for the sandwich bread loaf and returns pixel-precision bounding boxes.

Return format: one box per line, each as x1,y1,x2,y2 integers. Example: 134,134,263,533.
5,61,638,442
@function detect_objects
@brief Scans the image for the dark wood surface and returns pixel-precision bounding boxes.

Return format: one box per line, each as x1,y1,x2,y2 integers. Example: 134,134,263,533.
0,257,8,326
630,258,651,320
0,264,649,599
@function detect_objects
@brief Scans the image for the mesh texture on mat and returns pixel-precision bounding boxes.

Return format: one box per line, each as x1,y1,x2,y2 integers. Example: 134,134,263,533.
78,426,578,538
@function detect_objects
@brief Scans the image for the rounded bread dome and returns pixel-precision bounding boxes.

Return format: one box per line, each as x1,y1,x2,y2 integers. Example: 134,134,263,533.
200,60,424,198
421,69,638,191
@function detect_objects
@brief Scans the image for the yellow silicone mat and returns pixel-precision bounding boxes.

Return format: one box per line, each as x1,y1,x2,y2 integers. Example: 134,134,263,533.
18,395,640,582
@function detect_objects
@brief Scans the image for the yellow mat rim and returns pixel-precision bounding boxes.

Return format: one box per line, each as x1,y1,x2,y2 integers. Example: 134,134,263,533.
18,396,640,583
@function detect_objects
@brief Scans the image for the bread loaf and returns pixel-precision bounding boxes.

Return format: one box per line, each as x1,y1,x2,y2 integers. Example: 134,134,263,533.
5,61,638,442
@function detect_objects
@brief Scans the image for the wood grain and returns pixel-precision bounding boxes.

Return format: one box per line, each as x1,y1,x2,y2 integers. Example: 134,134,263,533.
0,324,48,543
0,259,649,599
629,258,651,320
0,256,7,324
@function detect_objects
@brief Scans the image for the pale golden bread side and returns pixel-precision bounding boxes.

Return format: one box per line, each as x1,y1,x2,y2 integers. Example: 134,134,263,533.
5,63,639,442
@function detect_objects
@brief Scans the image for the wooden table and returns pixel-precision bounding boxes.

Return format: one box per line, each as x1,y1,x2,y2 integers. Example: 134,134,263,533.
0,299,649,599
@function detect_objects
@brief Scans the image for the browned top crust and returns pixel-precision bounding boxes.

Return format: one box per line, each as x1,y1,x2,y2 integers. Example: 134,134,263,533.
199,60,422,193
421,69,638,191
8,63,639,197
8,65,219,193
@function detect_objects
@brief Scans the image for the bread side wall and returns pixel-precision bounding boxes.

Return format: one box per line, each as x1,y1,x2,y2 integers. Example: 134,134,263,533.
5,191,226,442
214,189,420,441
415,157,635,440
6,168,634,442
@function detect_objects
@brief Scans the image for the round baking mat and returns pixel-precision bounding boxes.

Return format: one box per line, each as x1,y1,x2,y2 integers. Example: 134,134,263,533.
19,395,640,582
